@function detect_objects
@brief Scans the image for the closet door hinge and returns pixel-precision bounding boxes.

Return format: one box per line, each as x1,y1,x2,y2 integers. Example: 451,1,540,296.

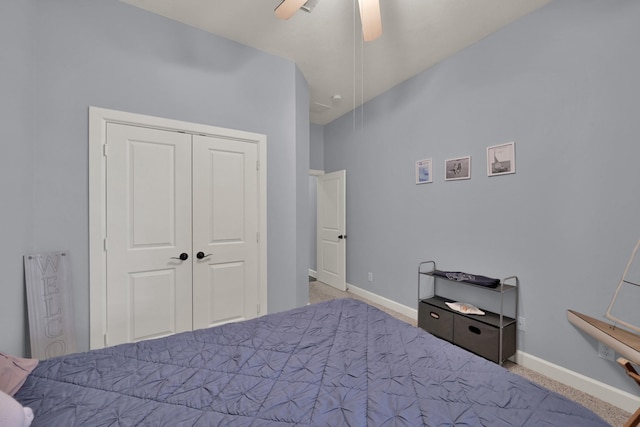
103,238,108,251
256,160,260,171
257,304,260,315
104,333,108,347
256,232,260,243
103,144,108,157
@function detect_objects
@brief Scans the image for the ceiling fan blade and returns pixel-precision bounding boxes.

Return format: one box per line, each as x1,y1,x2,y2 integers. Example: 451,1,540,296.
358,0,382,42
275,0,308,20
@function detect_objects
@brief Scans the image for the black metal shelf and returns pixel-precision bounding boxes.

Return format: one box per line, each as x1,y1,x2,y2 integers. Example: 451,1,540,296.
417,260,519,365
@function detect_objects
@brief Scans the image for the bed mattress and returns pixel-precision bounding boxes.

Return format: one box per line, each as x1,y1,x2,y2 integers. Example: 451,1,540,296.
15,298,607,426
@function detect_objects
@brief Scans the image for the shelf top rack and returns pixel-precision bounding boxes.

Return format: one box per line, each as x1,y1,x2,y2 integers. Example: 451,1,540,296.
419,260,518,294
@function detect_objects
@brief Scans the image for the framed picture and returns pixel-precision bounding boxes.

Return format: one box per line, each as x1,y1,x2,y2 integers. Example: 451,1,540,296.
487,142,516,176
445,156,471,181
415,159,433,184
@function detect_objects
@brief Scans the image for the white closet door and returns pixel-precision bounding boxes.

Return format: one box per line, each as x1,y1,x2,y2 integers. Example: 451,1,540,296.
105,123,193,345
192,135,259,329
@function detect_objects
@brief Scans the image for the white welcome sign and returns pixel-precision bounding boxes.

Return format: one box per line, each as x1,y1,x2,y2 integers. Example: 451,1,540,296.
24,251,77,359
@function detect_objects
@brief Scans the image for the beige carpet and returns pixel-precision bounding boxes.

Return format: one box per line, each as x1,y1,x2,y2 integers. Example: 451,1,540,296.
309,280,632,427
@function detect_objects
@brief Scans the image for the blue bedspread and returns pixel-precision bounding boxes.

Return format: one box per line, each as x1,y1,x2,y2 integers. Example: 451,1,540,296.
16,299,607,426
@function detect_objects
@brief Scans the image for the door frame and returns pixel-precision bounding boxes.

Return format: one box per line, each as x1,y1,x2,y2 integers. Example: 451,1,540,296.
88,107,268,350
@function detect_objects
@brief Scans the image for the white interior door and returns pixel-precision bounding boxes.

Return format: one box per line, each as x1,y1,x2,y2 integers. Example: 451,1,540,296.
317,170,346,291
192,135,259,329
105,123,193,345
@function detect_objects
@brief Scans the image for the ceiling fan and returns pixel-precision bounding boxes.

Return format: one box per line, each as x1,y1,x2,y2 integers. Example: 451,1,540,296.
275,0,382,42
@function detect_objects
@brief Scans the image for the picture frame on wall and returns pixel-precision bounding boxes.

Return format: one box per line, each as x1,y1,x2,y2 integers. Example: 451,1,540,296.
415,159,433,184
487,142,516,176
445,156,471,181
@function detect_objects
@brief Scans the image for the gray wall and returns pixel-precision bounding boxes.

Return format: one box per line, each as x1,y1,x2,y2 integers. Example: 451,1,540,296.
295,68,310,307
309,177,318,272
1,0,309,356
0,1,35,356
324,0,640,395
310,124,325,171
309,124,325,272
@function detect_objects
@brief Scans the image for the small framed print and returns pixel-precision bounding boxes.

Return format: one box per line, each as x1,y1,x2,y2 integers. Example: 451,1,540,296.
445,156,471,181
487,142,516,176
415,159,433,184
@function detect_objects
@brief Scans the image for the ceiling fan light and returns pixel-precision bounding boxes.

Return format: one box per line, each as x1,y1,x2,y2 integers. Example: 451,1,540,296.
275,0,308,20
358,0,382,42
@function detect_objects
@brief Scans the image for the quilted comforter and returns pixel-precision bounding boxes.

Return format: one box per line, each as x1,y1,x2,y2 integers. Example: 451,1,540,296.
15,299,607,426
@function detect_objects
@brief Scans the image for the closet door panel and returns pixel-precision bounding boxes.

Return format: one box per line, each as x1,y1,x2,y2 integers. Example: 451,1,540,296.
105,124,193,346
192,135,259,329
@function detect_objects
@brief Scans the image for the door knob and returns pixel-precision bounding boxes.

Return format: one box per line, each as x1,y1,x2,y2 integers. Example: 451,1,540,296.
196,251,212,260
171,253,189,261
338,235,347,239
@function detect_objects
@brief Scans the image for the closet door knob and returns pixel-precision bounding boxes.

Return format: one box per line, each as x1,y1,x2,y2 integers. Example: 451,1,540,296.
171,253,189,261
196,251,212,260
338,235,347,239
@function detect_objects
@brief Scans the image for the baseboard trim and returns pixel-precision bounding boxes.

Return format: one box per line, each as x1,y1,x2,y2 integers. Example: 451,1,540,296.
515,351,639,413
346,283,418,320
308,269,317,279
344,283,639,414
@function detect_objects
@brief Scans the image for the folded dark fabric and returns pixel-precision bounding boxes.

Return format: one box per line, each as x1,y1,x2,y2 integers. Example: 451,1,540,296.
432,270,501,288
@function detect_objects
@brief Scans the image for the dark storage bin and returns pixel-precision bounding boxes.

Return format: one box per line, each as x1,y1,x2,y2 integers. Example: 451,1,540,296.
453,315,516,364
418,295,516,364
418,299,454,341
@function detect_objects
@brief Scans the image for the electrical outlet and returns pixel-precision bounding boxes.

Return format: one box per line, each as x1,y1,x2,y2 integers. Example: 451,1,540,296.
367,272,373,282
598,342,616,361
517,316,526,331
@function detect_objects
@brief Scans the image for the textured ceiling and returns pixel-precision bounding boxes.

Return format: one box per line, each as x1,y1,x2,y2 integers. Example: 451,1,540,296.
121,0,551,125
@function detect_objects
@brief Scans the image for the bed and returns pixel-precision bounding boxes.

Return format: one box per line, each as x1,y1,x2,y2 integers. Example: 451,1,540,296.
14,298,607,426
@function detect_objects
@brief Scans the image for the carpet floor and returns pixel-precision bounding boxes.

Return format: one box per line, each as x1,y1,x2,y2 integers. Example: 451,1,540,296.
309,280,632,426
